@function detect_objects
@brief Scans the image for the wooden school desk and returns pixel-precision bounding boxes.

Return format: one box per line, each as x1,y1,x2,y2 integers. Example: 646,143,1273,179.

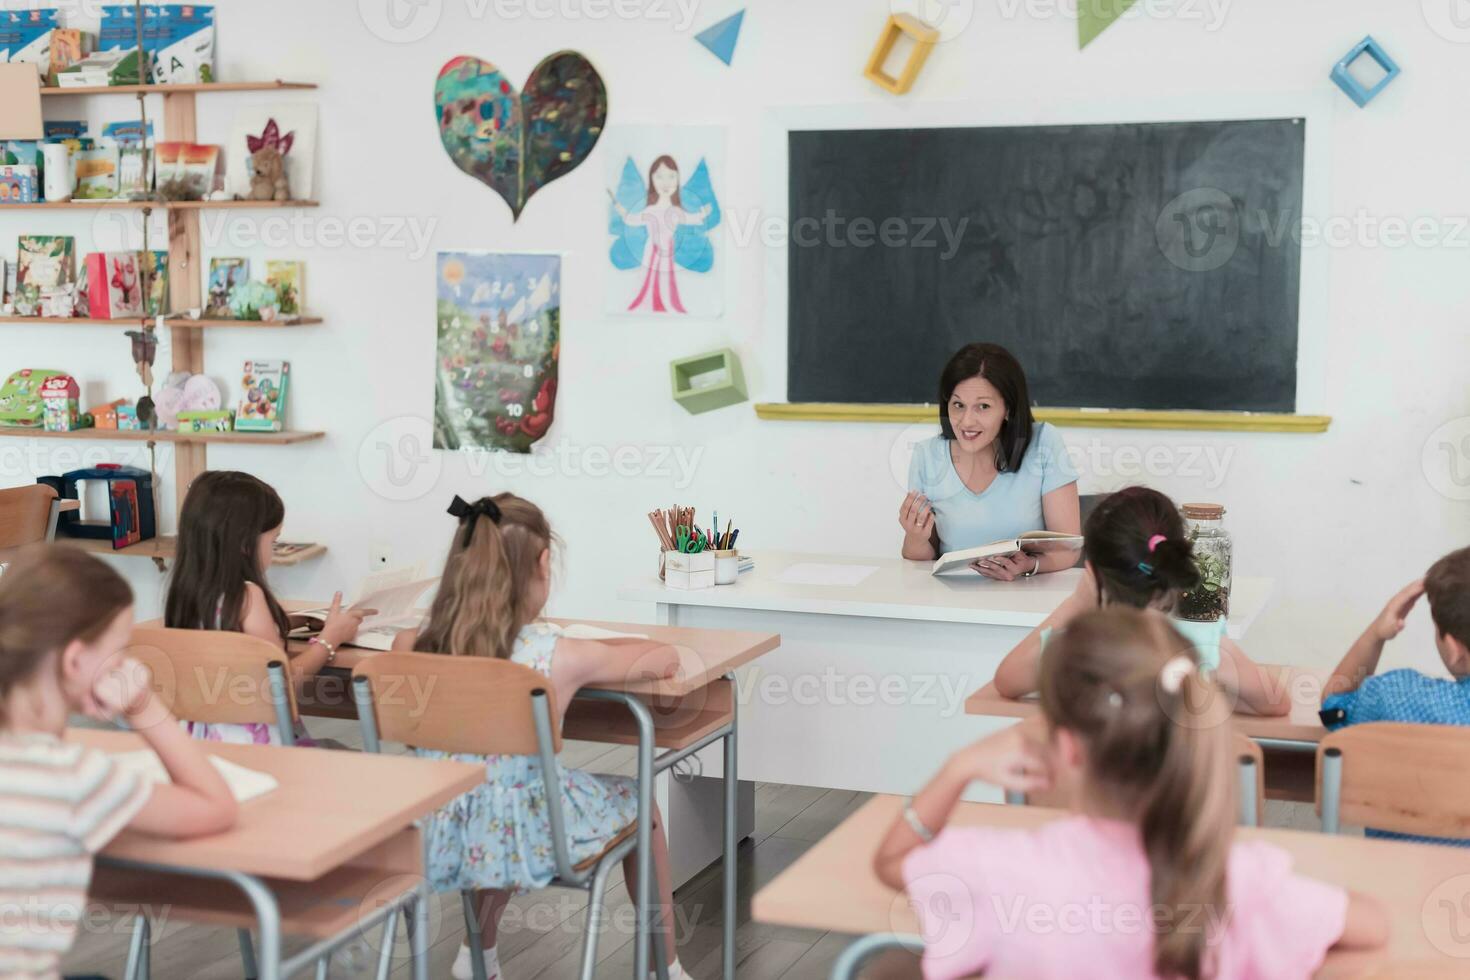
71,727,481,980
753,795,1470,979
282,609,778,980
620,551,1273,802
966,666,1329,802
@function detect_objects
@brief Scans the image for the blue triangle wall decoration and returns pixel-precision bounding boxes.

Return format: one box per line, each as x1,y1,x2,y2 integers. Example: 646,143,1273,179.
696,10,744,66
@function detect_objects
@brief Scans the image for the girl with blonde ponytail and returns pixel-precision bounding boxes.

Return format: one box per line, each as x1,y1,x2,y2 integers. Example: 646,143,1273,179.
993,486,1287,717
875,608,1387,980
394,494,703,980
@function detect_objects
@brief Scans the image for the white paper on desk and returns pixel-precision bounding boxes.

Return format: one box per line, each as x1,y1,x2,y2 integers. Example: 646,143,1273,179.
775,563,878,587
110,750,278,803
557,624,650,641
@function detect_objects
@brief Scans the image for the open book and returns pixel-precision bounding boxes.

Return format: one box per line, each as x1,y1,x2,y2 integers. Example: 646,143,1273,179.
933,531,1084,576
291,565,439,652
110,750,279,803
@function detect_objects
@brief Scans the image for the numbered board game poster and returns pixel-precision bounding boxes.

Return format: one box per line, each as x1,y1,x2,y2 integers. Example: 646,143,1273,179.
434,252,560,453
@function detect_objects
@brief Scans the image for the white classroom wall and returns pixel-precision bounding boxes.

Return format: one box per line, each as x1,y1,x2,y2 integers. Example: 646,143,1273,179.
3,0,1467,676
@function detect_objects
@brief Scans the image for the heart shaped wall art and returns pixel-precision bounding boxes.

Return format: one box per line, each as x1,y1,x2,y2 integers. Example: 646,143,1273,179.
435,52,608,221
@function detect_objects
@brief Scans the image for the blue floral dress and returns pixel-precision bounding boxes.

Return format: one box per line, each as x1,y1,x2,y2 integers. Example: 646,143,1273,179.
419,622,639,893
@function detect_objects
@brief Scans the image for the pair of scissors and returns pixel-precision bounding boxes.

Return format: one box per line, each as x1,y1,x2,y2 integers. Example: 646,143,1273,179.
676,525,691,553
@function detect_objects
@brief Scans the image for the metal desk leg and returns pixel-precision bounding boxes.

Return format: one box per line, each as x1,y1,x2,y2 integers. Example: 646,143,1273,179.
238,928,260,979
124,915,150,980
409,884,430,980
228,871,283,980
723,673,738,980
632,699,656,979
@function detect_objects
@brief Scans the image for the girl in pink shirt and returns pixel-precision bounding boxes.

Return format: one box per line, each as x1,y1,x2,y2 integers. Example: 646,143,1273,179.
875,608,1388,980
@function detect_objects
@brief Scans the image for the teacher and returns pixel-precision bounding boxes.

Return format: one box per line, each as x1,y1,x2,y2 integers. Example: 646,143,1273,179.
899,343,1080,580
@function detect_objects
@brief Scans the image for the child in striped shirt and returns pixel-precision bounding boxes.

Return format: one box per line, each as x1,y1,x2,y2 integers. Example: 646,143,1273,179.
0,547,237,979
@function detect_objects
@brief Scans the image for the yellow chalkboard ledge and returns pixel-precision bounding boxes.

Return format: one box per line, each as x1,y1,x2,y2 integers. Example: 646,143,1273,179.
753,403,1331,433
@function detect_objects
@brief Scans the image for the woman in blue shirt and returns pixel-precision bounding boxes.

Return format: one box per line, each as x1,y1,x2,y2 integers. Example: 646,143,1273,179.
900,343,1080,579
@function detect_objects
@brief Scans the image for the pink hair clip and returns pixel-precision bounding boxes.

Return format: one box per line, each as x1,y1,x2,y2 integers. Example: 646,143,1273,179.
1147,534,1167,553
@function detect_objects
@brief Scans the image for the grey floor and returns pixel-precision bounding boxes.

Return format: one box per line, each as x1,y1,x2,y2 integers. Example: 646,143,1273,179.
61,717,1324,980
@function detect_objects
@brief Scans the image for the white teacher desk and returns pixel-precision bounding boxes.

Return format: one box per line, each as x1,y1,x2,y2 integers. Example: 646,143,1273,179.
619,551,1272,802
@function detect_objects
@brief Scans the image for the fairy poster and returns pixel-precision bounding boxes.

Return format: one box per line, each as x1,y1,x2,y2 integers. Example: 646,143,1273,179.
434,252,560,454
605,126,725,318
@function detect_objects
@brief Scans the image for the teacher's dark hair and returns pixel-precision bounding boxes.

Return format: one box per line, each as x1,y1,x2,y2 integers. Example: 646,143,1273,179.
938,343,1035,472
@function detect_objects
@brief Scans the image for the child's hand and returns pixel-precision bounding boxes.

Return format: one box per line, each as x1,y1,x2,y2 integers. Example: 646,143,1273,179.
90,657,154,721
946,726,1051,796
320,592,371,647
1372,579,1425,642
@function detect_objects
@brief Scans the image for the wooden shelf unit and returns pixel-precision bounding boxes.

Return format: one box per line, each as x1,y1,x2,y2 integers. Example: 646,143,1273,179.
0,427,324,445
0,315,320,328
5,199,318,210
42,80,316,97
3,80,327,565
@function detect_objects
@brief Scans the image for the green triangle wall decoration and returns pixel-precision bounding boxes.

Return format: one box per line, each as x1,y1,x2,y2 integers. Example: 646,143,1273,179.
1078,0,1139,49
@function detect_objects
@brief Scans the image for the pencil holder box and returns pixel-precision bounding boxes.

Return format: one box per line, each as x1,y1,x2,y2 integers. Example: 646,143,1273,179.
664,550,715,590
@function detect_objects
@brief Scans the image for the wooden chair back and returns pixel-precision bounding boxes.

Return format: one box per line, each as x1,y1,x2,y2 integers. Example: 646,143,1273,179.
353,651,562,756
1026,732,1264,825
0,484,57,551
1317,722,1470,838
126,627,299,727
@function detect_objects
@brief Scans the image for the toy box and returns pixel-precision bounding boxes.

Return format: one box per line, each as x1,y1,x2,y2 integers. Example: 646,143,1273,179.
74,141,119,199
39,374,82,432
89,398,127,429
0,369,67,427
177,409,233,433
38,463,156,546
2,10,58,74
47,28,93,86
116,404,141,430
0,165,38,204
150,5,215,85
84,251,145,318
102,121,153,196
55,49,141,88
236,360,289,432
16,236,77,312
